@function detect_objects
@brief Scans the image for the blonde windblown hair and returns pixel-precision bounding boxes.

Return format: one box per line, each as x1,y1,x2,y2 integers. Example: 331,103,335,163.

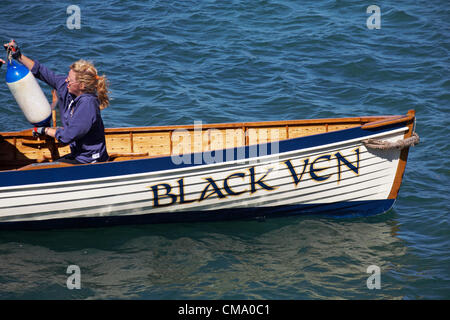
70,59,109,110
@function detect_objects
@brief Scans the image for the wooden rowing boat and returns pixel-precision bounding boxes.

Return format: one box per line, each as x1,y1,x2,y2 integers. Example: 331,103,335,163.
0,110,418,229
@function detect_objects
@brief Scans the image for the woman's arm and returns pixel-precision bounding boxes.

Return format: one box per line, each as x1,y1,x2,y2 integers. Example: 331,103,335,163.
4,40,65,90
54,97,97,144
17,54,35,71
45,127,57,138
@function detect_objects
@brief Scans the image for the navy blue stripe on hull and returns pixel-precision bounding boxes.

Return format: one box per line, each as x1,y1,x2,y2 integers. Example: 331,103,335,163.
0,123,405,188
0,199,394,230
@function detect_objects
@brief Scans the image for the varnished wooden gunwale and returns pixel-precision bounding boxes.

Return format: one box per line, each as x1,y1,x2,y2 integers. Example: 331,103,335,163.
361,114,414,129
0,115,397,137
0,113,413,172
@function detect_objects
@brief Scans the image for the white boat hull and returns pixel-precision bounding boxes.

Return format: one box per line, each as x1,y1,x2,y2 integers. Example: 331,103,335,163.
0,125,409,229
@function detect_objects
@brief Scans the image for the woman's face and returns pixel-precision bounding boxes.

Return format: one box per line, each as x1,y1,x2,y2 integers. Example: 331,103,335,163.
65,69,84,96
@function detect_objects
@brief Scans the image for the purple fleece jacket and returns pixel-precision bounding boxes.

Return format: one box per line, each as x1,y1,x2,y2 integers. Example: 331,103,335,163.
31,60,109,163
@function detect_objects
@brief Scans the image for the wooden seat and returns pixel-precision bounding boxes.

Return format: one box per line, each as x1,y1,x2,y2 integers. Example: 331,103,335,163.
17,161,76,171
108,152,150,162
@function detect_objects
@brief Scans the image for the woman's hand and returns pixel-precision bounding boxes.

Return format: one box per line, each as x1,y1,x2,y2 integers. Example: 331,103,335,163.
3,39,22,60
3,40,34,70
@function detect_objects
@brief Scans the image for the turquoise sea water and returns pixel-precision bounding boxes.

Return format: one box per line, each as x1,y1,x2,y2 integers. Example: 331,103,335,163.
0,0,448,299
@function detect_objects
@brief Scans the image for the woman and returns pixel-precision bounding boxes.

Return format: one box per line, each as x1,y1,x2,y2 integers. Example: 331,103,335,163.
4,40,109,164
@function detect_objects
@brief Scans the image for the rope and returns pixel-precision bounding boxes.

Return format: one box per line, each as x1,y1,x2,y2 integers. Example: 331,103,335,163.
363,132,420,150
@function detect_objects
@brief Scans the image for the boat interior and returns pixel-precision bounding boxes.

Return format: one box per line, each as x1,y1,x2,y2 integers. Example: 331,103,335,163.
0,111,415,172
